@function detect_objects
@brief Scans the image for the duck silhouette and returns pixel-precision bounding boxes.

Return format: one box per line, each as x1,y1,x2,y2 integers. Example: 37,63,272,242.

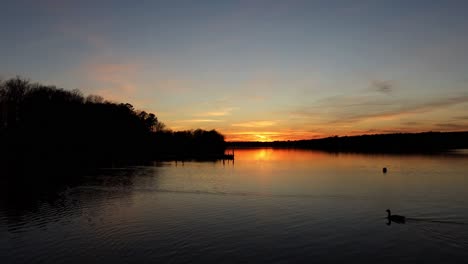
386,209,406,224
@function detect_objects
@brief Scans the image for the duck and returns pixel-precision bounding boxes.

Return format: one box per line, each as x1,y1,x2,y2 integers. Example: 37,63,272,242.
386,209,406,223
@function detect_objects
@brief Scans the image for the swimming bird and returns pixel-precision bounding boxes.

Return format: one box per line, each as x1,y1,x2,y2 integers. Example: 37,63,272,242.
386,209,406,224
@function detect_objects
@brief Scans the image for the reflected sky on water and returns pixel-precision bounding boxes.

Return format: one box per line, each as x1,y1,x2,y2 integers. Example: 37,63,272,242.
1,149,468,263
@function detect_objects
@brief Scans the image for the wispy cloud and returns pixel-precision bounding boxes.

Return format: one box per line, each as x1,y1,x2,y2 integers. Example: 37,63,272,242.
178,119,223,123
295,94,468,125
345,95,468,124
225,129,324,142
83,60,140,101
370,80,395,94
195,107,236,117
401,121,420,126
226,131,283,142
435,123,468,130
232,120,277,128
88,62,138,84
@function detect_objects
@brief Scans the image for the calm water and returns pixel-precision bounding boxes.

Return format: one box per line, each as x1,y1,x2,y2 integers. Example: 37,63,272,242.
2,149,468,263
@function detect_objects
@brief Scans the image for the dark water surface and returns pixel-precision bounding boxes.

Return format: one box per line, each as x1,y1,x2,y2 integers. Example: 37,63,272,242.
1,149,468,263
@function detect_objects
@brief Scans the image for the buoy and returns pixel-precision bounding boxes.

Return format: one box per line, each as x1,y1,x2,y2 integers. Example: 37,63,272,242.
383,167,387,173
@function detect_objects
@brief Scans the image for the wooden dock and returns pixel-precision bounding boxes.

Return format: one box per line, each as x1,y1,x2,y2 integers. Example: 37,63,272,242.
223,149,235,160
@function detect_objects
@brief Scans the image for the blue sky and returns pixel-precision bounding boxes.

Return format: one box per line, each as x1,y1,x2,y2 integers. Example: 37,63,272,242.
2,0,468,141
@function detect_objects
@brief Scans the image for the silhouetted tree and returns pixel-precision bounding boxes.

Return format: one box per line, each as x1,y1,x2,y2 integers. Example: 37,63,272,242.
85,94,104,104
0,77,227,171
150,128,226,158
0,77,30,129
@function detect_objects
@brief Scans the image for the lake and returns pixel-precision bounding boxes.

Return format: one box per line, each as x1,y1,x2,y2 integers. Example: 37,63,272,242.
1,148,468,263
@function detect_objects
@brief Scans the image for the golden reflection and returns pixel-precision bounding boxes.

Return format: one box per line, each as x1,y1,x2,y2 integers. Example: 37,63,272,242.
236,148,275,161
236,148,331,162
231,148,468,198
254,149,270,161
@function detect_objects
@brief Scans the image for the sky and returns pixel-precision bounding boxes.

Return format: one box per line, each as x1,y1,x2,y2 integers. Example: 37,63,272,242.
1,0,468,141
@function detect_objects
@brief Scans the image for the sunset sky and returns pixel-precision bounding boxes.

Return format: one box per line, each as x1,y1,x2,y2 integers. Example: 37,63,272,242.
1,0,468,141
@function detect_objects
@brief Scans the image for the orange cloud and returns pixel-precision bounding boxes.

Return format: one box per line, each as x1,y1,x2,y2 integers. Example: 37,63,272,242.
195,107,236,117
177,119,223,123
294,94,468,126
340,95,468,124
79,57,142,102
226,131,282,142
225,130,324,142
232,120,277,128
87,62,138,83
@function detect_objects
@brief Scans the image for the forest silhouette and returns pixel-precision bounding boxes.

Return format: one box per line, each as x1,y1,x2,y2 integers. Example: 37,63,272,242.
0,77,227,173
230,132,468,153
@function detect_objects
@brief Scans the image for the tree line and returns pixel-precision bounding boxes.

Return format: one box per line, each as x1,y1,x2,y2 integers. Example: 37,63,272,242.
0,77,226,168
229,132,468,153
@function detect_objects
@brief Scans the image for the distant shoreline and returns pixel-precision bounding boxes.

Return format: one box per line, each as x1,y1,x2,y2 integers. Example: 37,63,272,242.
227,131,468,154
